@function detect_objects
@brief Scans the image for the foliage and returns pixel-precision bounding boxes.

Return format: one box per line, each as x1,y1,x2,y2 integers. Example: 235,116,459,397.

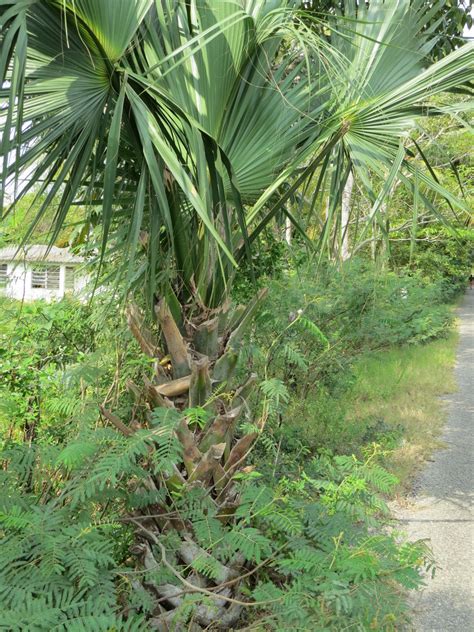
379,95,474,286
0,1,471,629
329,267,454,348
1,1,473,309
303,0,474,62
232,228,288,303
251,258,455,384
393,225,473,298
298,1,473,265
245,258,457,473
0,287,444,629
0,193,85,248
0,298,94,444
0,422,433,631
0,251,462,630
0,295,156,446
248,448,434,631
0,441,144,631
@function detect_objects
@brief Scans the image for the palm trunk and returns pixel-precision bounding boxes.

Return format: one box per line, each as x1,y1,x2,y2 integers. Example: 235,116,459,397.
103,291,267,628
285,216,292,245
379,200,389,267
340,172,353,262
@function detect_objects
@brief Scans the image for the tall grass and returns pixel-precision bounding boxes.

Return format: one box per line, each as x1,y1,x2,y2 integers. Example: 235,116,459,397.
347,330,458,488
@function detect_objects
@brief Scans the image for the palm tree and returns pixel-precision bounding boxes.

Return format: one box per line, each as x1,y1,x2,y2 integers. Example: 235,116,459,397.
299,0,473,262
1,0,472,626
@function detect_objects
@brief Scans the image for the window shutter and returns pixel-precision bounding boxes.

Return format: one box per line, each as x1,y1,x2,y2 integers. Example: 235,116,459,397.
32,267,47,288
46,266,60,289
65,266,75,290
0,264,7,287
31,266,60,289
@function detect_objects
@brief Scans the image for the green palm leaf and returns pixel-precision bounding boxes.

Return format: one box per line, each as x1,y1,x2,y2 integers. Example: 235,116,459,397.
1,0,472,306
308,0,473,257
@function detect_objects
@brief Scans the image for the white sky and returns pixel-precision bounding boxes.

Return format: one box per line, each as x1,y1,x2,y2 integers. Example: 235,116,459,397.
464,7,474,39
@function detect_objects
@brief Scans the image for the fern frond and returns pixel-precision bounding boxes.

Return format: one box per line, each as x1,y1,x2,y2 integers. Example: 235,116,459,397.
193,517,225,550
297,317,329,348
281,344,308,371
224,527,272,564
260,379,290,407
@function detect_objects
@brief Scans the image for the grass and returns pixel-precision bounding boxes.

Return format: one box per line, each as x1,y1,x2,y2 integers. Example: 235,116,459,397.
277,325,459,494
347,329,459,490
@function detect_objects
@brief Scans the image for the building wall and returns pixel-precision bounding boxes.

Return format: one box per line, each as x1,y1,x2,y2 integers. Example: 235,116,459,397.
0,262,86,301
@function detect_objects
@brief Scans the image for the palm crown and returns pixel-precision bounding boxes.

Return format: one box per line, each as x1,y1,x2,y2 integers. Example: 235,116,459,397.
1,0,472,308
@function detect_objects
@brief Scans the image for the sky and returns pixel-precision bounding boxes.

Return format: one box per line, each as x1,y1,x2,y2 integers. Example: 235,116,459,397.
464,6,474,39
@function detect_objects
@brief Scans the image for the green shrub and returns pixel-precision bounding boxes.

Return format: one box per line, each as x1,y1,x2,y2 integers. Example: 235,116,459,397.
243,259,455,469
0,431,432,631
248,448,433,631
0,298,95,444
392,225,473,298
0,296,156,447
0,441,144,631
0,260,450,629
252,259,454,376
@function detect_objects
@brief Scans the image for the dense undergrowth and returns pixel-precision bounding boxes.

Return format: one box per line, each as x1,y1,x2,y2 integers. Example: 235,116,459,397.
0,256,467,630
246,259,461,476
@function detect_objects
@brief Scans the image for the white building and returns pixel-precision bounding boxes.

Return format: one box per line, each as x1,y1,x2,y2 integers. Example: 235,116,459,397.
0,245,86,301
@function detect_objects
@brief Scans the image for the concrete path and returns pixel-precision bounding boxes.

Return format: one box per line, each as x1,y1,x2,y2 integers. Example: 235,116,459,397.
395,290,474,631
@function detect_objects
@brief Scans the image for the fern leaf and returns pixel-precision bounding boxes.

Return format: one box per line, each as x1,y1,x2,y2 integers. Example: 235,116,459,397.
224,527,272,564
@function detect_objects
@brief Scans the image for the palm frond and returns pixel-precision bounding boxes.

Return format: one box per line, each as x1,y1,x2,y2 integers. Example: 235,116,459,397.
1,0,472,307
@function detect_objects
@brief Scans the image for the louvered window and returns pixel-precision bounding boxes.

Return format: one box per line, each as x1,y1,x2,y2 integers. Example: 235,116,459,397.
31,267,46,288
31,266,60,289
0,264,7,287
65,266,75,290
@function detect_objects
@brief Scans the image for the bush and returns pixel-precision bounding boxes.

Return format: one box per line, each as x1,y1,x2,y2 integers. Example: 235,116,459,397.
0,296,156,447
392,224,473,299
0,441,143,631
252,259,455,368
244,259,455,468
0,432,432,631
248,448,433,631
0,298,94,445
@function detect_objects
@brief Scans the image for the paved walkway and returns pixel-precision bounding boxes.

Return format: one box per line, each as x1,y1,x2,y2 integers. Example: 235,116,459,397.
395,290,474,631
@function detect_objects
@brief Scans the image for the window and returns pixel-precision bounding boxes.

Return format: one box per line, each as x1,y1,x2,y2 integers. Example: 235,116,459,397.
45,267,60,289
0,264,7,287
65,266,75,291
31,267,46,288
31,266,60,290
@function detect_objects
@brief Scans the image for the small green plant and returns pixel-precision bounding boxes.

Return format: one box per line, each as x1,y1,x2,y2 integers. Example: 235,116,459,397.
0,298,94,445
0,440,145,631
248,447,434,630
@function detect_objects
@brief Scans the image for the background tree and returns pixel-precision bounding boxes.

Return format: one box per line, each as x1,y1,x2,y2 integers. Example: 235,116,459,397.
298,0,473,263
303,0,473,61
